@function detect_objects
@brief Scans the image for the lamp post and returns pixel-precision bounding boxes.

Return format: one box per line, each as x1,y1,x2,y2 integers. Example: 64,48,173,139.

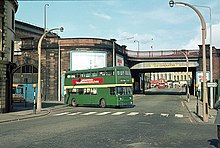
180,50,190,102
193,5,213,108
169,0,208,122
134,40,140,57
37,27,64,112
44,4,49,33
110,39,117,67
111,37,134,67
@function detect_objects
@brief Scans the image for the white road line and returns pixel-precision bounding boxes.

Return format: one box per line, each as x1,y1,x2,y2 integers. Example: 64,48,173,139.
127,112,139,116
81,112,97,116
175,114,184,118
144,113,154,116
161,113,169,117
181,101,184,107
111,112,125,116
96,112,111,116
54,112,70,116
67,112,82,116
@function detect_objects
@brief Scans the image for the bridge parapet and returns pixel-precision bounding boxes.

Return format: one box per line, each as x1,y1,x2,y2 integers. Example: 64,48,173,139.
125,50,199,59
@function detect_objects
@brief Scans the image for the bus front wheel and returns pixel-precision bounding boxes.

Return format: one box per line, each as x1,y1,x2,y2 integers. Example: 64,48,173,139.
71,98,77,107
99,99,106,108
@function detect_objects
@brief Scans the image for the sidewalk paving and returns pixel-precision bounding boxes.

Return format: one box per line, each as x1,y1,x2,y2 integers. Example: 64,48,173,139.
183,95,217,124
0,101,68,123
0,96,218,124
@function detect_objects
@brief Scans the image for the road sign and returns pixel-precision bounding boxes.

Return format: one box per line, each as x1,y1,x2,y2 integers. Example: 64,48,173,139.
207,82,218,88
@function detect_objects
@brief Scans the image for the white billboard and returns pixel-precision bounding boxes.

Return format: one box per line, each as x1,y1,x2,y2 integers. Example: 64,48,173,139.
70,51,107,70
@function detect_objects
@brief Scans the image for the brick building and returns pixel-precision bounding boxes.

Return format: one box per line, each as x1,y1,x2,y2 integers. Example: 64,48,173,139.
197,45,220,80
0,0,18,113
14,21,128,102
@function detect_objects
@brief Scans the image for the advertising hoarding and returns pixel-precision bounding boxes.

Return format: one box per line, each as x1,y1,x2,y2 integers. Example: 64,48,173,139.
116,54,124,66
196,71,210,91
70,51,107,71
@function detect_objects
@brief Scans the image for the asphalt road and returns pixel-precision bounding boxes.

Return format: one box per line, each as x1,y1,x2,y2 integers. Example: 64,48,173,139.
0,89,217,148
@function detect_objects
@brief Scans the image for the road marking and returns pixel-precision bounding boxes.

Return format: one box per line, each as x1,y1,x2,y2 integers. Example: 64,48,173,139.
81,112,97,115
181,101,184,107
161,113,169,117
144,113,154,116
96,112,111,116
54,112,70,116
67,112,82,116
127,112,139,116
175,114,184,118
111,112,125,116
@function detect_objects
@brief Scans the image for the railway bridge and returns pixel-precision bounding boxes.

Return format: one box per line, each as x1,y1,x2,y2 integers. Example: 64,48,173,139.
126,49,200,94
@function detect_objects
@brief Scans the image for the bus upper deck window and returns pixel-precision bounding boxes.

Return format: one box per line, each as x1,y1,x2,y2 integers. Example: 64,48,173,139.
91,72,98,77
99,71,105,76
106,71,113,76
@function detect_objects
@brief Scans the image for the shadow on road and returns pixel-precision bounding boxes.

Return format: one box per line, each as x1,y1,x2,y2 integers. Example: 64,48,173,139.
11,101,64,112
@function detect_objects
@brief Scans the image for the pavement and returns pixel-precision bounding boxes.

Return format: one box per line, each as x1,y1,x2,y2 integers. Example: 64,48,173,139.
0,95,217,124
0,100,68,123
183,95,217,124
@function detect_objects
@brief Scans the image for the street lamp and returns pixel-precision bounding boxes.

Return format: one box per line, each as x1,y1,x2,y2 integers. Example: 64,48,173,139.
134,40,140,57
193,5,213,109
44,4,49,32
37,27,64,112
111,37,134,67
180,50,190,102
110,39,117,67
169,0,208,122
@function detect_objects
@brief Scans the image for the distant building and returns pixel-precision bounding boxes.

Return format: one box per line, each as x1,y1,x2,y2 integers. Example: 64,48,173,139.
0,0,18,113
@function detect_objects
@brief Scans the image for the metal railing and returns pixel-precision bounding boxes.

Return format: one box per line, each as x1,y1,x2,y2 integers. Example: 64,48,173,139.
125,49,199,59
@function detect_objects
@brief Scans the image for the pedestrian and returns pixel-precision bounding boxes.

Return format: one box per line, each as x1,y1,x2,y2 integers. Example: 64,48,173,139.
214,98,220,148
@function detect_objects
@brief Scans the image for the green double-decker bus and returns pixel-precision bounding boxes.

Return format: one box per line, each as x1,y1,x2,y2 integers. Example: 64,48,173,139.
64,66,133,108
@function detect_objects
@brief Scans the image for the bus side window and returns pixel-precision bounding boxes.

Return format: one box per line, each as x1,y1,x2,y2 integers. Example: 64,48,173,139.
85,88,91,94
91,72,98,77
110,88,116,95
72,88,77,94
85,73,91,77
106,71,113,76
99,71,105,76
77,88,84,95
91,88,97,95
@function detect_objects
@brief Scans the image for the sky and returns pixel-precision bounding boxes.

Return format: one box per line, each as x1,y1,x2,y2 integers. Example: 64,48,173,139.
16,0,220,51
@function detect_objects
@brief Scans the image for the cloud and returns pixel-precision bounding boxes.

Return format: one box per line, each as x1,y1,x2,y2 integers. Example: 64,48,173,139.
182,22,220,49
93,12,112,20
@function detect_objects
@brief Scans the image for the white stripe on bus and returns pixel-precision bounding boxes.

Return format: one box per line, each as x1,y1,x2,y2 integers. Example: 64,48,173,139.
64,84,132,89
